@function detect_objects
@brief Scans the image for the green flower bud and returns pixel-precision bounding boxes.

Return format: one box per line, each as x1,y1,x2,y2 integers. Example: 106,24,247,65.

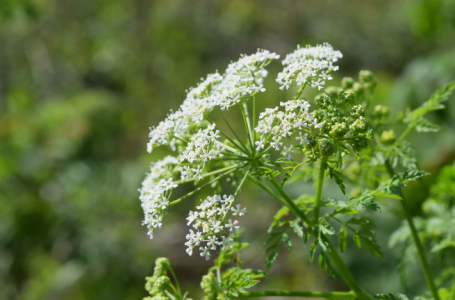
350,116,367,134
350,136,369,150
145,276,157,294
319,140,336,157
339,90,354,103
328,107,343,122
330,122,349,137
304,134,318,149
342,77,354,89
315,94,331,109
320,120,333,135
359,70,374,84
353,82,363,95
359,70,376,91
154,276,171,292
303,146,319,161
372,105,389,119
325,86,340,99
312,109,325,122
154,258,170,277
349,105,365,118
380,130,396,145
201,273,218,300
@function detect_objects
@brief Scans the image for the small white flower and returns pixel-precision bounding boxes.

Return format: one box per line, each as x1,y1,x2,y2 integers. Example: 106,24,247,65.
296,132,309,145
207,235,218,250
225,219,239,231
211,220,223,233
217,236,234,250
283,145,297,159
186,211,199,226
217,204,229,216
255,138,266,151
231,204,246,216
200,246,211,260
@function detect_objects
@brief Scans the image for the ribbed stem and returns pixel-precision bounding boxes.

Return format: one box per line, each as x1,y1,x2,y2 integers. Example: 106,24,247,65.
313,159,327,223
265,178,373,300
238,290,355,299
385,161,440,300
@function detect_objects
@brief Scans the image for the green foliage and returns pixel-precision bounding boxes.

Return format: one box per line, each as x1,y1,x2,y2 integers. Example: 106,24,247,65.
326,164,346,194
374,293,409,300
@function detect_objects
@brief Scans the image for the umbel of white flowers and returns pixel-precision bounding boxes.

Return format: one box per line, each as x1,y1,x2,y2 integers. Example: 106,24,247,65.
186,194,246,260
139,43,342,259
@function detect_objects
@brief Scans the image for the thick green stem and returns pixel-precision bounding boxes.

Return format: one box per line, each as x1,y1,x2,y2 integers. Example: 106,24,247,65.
313,159,327,223
265,178,373,300
385,161,440,300
238,290,355,299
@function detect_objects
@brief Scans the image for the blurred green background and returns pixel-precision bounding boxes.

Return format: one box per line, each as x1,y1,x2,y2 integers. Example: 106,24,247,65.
1,0,455,299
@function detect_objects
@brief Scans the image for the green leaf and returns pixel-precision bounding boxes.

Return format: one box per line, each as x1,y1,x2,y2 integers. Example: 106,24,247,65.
353,233,361,248
338,225,347,253
391,170,430,183
348,193,381,211
318,253,324,270
322,197,347,208
318,219,335,235
327,165,346,194
347,217,370,225
282,233,292,250
265,249,279,274
265,161,283,169
270,207,290,227
290,220,304,238
221,267,265,298
358,228,383,257
318,239,330,253
414,117,440,132
373,293,409,300
406,81,455,121
309,242,317,263
430,239,455,253
276,157,297,164
281,171,292,188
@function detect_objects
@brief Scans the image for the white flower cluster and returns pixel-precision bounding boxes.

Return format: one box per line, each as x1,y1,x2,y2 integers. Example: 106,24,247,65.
147,49,279,153
185,194,246,260
141,50,277,243
179,124,225,180
276,43,342,91
255,100,322,158
139,156,179,239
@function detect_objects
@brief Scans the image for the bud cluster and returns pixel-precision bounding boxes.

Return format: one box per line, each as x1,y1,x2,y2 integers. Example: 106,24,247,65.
144,258,182,300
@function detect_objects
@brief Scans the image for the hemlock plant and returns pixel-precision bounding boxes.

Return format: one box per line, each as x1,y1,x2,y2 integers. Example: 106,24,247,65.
138,43,455,300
